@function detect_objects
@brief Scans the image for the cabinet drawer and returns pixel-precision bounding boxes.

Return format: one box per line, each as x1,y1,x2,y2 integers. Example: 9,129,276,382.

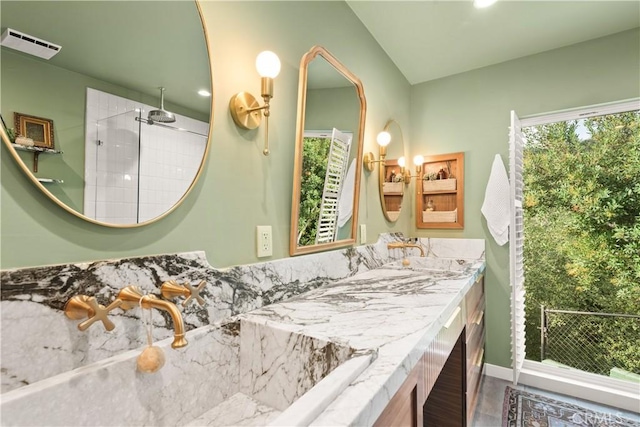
466,301,485,345
466,322,485,368
465,275,484,328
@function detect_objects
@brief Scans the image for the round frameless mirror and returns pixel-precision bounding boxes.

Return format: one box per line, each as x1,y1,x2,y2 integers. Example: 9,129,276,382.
378,120,406,222
0,1,212,227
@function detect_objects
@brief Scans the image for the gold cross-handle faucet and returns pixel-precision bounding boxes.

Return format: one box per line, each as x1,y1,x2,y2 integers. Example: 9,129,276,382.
160,280,207,308
64,295,123,331
64,285,188,349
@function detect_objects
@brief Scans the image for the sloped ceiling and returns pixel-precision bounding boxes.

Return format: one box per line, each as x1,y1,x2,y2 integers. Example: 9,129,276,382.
347,1,640,85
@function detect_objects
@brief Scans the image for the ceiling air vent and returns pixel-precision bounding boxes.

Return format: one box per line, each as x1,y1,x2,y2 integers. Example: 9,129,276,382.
0,28,61,60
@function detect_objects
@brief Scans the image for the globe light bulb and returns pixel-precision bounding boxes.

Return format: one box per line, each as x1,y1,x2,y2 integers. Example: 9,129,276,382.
413,155,424,166
256,51,281,78
398,156,406,168
376,131,391,147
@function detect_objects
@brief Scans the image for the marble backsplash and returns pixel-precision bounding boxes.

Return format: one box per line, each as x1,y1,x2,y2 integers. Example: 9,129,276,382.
0,234,485,393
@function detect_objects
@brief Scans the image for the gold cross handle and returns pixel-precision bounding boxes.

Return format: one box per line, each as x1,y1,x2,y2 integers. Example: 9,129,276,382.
182,280,206,307
160,280,207,308
64,295,123,331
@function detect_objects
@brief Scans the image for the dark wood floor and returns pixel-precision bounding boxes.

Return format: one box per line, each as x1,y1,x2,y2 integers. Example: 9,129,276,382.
471,375,640,426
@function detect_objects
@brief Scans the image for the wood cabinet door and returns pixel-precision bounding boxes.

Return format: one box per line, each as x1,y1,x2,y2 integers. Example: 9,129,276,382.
375,360,424,427
423,332,466,426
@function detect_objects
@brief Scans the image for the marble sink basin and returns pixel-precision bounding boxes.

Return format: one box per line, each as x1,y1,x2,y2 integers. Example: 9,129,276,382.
0,318,372,426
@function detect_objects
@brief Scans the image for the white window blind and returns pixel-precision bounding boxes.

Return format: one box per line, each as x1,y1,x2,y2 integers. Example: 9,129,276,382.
315,128,352,244
509,110,526,385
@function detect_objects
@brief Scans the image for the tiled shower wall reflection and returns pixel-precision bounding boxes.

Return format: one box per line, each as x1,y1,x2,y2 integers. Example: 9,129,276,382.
84,88,208,224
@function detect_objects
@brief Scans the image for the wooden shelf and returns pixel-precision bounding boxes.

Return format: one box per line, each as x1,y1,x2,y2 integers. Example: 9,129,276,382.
417,152,464,229
11,143,62,155
12,143,63,173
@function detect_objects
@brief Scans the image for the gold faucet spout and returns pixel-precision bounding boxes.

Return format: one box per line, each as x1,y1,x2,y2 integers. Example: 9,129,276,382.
387,242,425,257
117,286,187,349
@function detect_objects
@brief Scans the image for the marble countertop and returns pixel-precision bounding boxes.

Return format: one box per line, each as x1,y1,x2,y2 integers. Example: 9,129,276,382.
240,257,486,426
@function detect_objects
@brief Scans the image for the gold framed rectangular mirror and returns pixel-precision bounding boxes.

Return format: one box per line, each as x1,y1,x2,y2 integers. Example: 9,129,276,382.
289,46,366,256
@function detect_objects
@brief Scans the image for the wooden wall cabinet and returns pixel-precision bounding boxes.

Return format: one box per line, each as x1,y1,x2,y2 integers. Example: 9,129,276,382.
374,274,485,427
417,152,464,229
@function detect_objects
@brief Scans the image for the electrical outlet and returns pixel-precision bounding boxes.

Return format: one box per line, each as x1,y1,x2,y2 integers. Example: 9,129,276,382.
256,225,272,258
360,224,367,244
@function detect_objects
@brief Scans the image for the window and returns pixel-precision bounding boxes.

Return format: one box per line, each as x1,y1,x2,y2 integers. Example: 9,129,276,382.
509,99,640,389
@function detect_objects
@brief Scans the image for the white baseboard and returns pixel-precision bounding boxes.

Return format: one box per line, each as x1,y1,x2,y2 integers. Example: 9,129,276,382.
484,362,640,413
484,363,512,381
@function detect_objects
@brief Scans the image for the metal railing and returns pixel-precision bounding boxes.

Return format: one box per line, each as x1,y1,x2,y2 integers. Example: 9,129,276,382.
540,306,640,377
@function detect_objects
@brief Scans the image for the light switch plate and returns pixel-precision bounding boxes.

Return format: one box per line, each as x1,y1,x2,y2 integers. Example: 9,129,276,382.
256,225,272,258
360,224,367,244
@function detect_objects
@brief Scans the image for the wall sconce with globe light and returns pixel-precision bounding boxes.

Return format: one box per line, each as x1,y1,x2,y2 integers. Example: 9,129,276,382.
363,129,393,172
229,51,281,156
397,154,424,183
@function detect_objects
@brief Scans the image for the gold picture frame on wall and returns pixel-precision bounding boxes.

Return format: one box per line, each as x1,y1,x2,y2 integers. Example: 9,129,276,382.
14,112,55,149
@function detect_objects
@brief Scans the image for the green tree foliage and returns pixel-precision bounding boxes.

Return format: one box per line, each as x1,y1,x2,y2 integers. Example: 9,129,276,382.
523,110,640,374
297,137,330,246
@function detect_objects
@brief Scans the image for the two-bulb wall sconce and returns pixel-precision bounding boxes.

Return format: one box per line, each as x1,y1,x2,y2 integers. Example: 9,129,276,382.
229,51,281,156
397,155,424,183
363,130,391,172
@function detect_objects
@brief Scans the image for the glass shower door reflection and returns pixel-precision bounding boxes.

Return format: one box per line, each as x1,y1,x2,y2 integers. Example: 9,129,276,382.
92,110,141,224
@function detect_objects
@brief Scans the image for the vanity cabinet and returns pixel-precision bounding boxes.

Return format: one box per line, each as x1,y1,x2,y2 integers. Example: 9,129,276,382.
417,152,464,229
374,275,485,427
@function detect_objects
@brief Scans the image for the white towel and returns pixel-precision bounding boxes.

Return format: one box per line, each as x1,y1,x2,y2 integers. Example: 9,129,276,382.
481,154,510,246
337,159,356,228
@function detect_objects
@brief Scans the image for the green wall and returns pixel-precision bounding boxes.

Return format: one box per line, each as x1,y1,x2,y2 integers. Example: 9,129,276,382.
409,28,640,368
0,1,411,269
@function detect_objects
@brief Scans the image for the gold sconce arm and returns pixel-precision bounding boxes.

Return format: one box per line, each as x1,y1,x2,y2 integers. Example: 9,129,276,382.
363,150,386,172
64,295,123,331
229,79,274,156
160,280,207,308
397,155,423,184
402,169,421,182
229,92,263,130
